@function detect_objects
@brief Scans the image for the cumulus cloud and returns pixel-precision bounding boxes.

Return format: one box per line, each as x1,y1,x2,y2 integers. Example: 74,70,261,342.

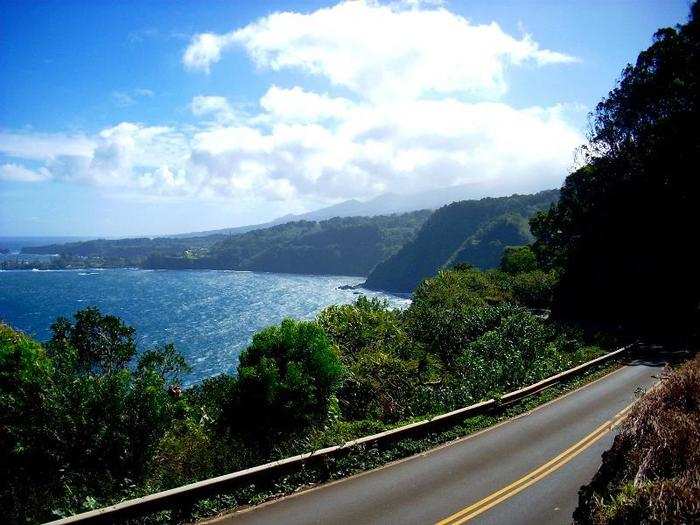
2,1,584,207
190,95,237,123
183,0,575,100
0,95,583,199
183,33,236,73
259,86,354,123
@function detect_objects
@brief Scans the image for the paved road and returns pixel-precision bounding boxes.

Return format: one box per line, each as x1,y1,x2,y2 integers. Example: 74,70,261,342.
208,355,664,525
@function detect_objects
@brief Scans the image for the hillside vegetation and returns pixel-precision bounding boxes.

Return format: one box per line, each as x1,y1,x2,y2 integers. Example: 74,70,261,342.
574,355,700,524
20,234,226,267
146,211,431,276
1,250,601,523
531,2,699,335
19,191,557,279
364,190,558,292
20,211,431,276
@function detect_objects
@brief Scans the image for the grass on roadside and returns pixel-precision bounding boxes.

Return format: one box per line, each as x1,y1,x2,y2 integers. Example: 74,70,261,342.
573,353,699,524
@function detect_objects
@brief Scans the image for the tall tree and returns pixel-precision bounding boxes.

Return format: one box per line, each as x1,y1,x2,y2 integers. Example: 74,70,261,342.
532,2,699,334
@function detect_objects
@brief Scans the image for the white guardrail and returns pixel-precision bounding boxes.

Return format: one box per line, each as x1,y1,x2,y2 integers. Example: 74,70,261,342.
45,343,636,525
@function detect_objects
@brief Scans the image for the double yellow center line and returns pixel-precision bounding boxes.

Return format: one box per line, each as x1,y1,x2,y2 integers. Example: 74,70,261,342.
436,404,634,525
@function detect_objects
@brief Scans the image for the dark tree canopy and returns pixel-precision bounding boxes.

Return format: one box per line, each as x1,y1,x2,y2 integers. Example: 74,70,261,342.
532,3,700,335
49,307,137,374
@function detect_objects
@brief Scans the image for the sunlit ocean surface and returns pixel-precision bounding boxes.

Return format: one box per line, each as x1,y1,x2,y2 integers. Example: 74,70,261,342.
0,268,408,384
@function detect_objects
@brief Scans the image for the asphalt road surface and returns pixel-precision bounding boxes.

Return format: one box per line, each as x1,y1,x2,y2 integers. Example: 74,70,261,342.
207,354,664,525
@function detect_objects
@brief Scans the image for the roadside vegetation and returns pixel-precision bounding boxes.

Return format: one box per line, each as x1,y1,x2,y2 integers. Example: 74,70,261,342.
1,247,606,523
574,355,700,524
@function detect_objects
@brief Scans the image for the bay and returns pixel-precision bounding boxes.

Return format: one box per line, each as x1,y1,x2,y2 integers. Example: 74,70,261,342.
0,268,408,384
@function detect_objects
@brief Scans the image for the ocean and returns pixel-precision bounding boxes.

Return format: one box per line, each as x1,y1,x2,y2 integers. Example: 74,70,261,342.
0,268,408,384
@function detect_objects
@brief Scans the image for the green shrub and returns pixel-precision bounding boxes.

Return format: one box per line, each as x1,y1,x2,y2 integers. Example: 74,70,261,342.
500,245,538,274
456,308,592,398
404,266,516,365
318,296,412,359
229,319,344,434
338,348,422,422
0,324,56,520
507,270,558,309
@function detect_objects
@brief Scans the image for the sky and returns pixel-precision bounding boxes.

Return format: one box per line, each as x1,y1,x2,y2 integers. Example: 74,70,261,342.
0,0,692,237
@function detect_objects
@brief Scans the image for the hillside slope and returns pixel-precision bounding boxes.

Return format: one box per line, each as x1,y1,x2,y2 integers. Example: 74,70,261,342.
144,211,431,276
363,190,558,292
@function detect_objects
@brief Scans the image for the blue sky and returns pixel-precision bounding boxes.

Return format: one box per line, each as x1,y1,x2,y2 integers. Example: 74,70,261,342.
0,0,691,237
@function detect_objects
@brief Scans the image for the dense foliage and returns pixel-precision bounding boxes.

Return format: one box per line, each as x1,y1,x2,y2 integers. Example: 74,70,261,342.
531,3,700,335
158,211,431,276
500,245,539,275
364,190,558,292
20,211,430,276
224,319,344,435
0,309,190,522
22,235,225,264
1,252,602,522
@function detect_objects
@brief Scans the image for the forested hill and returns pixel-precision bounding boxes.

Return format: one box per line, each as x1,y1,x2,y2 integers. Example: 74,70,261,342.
145,211,432,275
19,192,558,278
22,235,226,260
363,190,559,292
20,211,431,275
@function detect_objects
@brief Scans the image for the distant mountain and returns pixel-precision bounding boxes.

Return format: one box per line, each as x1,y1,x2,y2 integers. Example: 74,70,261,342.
169,182,507,238
19,188,559,280
363,190,559,293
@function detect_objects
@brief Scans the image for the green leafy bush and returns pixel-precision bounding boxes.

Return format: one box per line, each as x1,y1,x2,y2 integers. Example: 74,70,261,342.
318,296,411,359
507,270,558,309
403,267,513,365
500,245,539,274
228,319,345,434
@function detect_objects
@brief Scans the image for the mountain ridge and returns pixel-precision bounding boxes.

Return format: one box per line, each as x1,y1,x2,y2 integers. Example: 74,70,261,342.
363,189,559,292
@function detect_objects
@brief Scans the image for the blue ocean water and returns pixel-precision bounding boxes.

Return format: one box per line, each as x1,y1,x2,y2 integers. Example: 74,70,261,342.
0,269,408,384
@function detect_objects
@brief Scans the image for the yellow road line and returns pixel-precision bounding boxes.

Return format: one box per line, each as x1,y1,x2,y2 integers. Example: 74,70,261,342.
436,403,634,525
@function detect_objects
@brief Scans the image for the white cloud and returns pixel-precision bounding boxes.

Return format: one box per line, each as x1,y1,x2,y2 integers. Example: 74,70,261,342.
183,32,236,73
0,124,191,191
184,0,575,101
0,163,51,182
190,95,237,123
0,95,583,200
259,86,354,123
0,131,95,160
2,1,584,210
